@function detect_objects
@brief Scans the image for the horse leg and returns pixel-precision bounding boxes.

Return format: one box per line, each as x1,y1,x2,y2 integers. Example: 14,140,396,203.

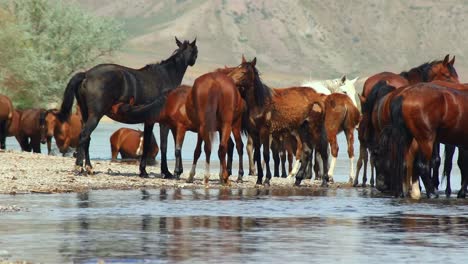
77,115,101,175
294,142,312,186
31,136,41,153
253,134,263,185
46,136,52,155
370,151,376,187
227,137,234,176
304,151,313,180
443,144,455,197
345,129,355,185
0,121,6,149
403,140,418,198
272,140,280,178
326,132,338,184
260,129,272,186
173,126,187,180
286,147,294,178
111,140,119,162
415,152,437,199
457,148,468,198
187,134,203,183
280,148,287,178
159,124,174,179
218,124,232,186
288,132,302,178
232,123,244,182
411,138,435,199
314,150,320,180
246,135,256,176
431,143,441,191
139,123,155,178
354,144,366,187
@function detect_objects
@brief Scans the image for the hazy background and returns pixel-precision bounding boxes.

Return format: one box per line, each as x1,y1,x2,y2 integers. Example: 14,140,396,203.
71,0,468,87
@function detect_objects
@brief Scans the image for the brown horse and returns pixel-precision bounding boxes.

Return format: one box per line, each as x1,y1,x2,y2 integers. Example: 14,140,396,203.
228,57,328,186
271,132,297,178
7,108,46,153
323,93,361,184
356,55,459,187
377,83,468,199
0,94,14,149
110,128,159,164
40,107,82,155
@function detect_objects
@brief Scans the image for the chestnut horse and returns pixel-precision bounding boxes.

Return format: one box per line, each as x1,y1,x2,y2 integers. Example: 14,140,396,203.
110,128,159,164
40,107,82,155
57,38,197,176
378,83,468,199
7,108,46,153
0,94,14,150
229,57,328,186
324,93,361,184
356,55,459,187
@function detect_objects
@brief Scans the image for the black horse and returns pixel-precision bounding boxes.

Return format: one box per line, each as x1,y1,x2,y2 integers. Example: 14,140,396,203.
58,37,198,177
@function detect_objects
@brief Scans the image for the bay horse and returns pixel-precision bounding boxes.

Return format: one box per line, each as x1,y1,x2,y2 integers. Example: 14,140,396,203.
57,37,197,176
378,83,468,199
7,108,46,153
110,128,159,164
356,54,459,186
229,57,328,186
40,106,82,155
0,94,14,150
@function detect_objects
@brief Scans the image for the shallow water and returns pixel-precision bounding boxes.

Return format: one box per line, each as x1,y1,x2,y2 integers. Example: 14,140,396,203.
0,188,467,263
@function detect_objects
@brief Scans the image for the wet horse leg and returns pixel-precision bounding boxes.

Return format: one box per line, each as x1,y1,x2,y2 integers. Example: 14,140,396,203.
139,123,155,178
187,134,203,183
431,143,441,191
326,130,339,183
288,132,302,178
443,144,455,197
457,148,468,198
246,135,256,176
31,136,41,153
159,124,174,179
218,123,233,186
227,137,234,176
261,129,272,186
0,120,6,149
272,138,281,177
174,125,187,180
354,143,368,187
200,125,212,185
345,129,355,185
232,121,244,182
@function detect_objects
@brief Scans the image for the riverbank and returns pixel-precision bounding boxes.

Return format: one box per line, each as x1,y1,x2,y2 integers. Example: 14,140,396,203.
0,150,347,194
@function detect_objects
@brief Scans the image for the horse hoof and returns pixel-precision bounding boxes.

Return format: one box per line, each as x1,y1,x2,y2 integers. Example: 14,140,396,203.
362,183,367,188
263,181,270,187
427,192,439,199
223,179,231,186
236,177,243,183
248,171,256,176
204,176,210,185
457,192,466,199
140,172,149,178
163,172,174,179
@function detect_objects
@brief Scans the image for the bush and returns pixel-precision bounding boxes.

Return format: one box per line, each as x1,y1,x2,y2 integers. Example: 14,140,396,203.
0,0,126,108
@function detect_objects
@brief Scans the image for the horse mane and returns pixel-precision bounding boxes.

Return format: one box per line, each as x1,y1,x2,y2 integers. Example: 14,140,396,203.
399,59,457,82
362,80,395,114
140,41,192,71
251,66,273,107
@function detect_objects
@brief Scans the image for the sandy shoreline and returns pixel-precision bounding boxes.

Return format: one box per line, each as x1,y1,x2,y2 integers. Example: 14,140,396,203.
0,150,348,195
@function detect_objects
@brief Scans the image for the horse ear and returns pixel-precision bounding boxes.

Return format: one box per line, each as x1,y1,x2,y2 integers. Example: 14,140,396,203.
190,37,197,47
443,54,450,65
449,56,455,66
341,75,346,83
351,77,359,84
175,36,182,47
252,57,257,67
242,54,247,63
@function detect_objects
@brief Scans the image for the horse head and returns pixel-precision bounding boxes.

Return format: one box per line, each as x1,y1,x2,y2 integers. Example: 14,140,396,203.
174,36,198,66
229,56,272,107
429,54,458,83
337,76,359,108
40,109,59,144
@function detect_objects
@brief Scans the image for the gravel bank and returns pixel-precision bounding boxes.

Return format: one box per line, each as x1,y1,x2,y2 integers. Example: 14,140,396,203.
0,150,346,194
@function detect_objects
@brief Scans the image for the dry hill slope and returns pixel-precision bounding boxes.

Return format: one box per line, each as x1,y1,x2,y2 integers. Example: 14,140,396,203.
72,0,468,85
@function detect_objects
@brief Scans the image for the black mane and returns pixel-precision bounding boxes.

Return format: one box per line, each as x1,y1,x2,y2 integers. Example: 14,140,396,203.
250,65,272,107
399,59,458,82
362,80,395,114
142,41,192,70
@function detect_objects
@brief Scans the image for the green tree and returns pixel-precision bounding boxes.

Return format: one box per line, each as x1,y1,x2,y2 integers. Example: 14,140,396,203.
0,0,126,108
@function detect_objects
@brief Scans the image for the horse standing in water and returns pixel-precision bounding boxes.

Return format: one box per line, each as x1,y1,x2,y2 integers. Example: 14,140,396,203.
355,54,459,187
378,83,468,199
110,128,159,164
0,94,14,150
40,106,82,155
57,37,197,176
232,57,328,186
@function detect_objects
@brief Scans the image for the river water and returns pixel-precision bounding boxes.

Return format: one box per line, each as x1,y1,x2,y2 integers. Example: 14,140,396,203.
2,122,467,263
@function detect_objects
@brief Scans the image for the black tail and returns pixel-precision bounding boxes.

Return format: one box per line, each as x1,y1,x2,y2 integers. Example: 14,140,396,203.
118,95,168,121
58,72,86,122
377,96,412,197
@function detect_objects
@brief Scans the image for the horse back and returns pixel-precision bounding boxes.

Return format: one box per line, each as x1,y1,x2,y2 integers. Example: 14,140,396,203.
19,109,44,136
363,72,408,97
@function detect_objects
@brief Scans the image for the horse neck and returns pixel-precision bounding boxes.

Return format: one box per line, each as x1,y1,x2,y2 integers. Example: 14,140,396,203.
154,55,189,89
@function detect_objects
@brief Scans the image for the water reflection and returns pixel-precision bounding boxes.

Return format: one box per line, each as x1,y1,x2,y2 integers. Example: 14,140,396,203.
0,188,467,263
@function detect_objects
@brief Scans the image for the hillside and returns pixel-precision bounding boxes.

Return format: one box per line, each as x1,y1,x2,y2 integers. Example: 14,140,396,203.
71,0,468,86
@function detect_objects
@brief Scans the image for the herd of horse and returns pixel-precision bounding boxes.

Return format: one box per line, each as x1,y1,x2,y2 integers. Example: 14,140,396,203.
0,37,467,199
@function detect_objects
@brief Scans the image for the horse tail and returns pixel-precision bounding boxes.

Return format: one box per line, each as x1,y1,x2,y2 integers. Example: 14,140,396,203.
204,88,220,138
58,72,86,122
378,96,411,196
